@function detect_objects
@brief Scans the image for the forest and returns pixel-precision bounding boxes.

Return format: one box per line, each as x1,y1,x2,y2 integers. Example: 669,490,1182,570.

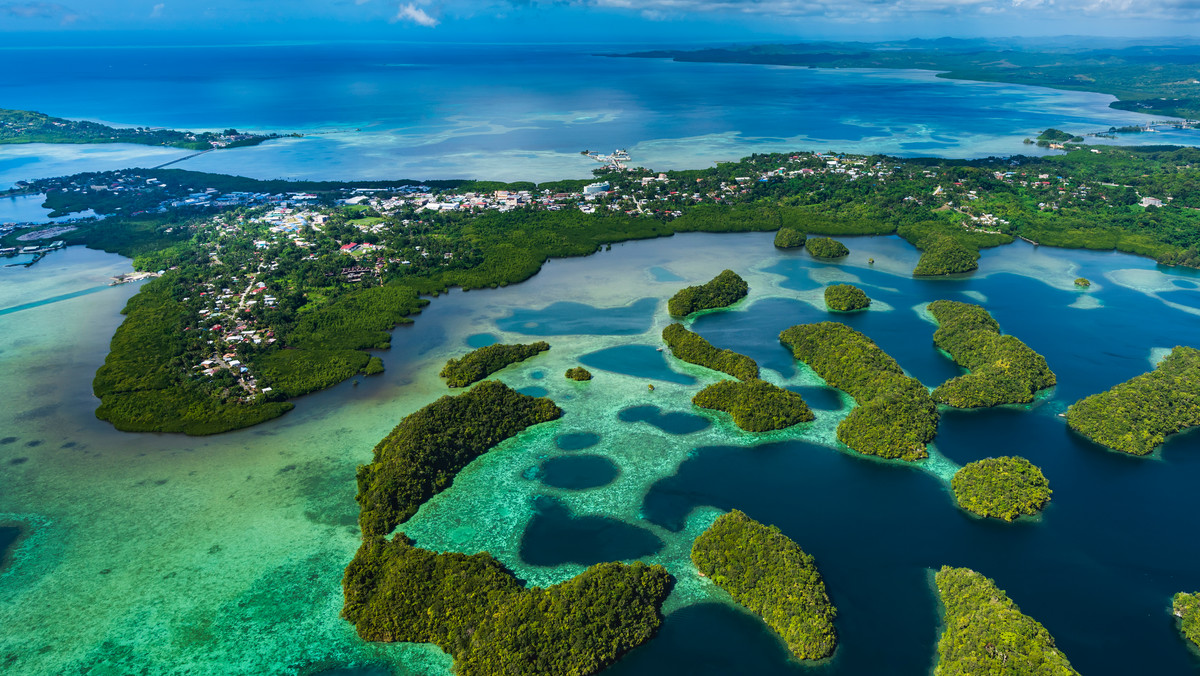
910,235,981,276
824,284,871,312
661,323,759,381
565,366,593,381
951,456,1053,521
1174,592,1200,649
1065,345,1200,455
934,566,1080,676
440,342,551,387
692,379,814,432
780,322,938,461
927,300,1056,407
0,108,280,149
355,381,562,536
691,510,837,661
343,535,672,676
773,227,807,249
805,237,849,259
667,269,749,317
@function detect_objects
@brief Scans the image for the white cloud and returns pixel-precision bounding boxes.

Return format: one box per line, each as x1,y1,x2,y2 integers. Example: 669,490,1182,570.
150,2,164,17
395,2,438,25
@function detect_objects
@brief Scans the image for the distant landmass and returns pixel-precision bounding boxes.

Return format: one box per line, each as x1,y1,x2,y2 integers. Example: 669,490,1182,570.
0,108,290,150
614,40,1200,121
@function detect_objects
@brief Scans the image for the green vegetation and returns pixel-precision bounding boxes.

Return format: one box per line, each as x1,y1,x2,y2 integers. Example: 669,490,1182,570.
667,269,749,317
774,227,807,248
806,237,849,259
912,235,980,276
440,342,551,387
1066,346,1200,455
1173,592,1200,649
661,323,759,381
364,356,385,375
1074,277,1091,287
693,379,814,432
928,300,1056,407
1038,129,1083,144
356,381,562,536
780,322,937,460
565,366,593,381
824,284,871,312
934,566,1079,676
691,510,837,660
343,535,672,676
0,108,281,150
951,457,1052,521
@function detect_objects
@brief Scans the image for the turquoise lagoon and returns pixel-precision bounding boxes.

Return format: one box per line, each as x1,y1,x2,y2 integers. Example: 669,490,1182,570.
1,233,1200,674
3,43,1199,189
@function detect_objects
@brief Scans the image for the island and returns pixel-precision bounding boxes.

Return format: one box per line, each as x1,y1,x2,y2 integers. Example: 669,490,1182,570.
343,535,672,676
824,284,871,312
1074,277,1092,288
928,300,1057,407
774,227,807,249
934,566,1080,676
1174,592,1200,649
912,234,980,276
1037,128,1085,145
1065,345,1200,455
780,322,938,461
951,456,1052,521
565,366,593,381
806,237,849,259
0,107,285,150
691,510,837,660
355,380,562,536
693,379,814,432
667,269,749,317
661,323,759,381
440,341,551,387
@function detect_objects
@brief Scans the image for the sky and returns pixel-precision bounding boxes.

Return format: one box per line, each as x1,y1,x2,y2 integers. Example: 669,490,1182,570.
0,0,1196,43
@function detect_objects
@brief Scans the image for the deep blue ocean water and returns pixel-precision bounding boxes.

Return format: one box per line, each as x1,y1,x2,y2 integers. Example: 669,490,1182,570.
3,42,1198,191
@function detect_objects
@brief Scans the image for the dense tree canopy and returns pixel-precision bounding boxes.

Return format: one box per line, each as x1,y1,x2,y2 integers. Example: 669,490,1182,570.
951,456,1052,521
440,342,551,387
780,322,937,460
1065,346,1200,455
1174,592,1200,649
667,269,749,317
692,379,814,432
912,235,980,276
934,566,1080,676
565,366,593,381
928,300,1056,407
824,284,871,312
691,510,837,661
662,323,759,381
355,381,562,536
774,227,807,249
806,237,850,258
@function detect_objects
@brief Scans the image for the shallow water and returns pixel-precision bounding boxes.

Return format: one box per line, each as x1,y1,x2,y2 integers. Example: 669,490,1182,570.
1,232,1199,674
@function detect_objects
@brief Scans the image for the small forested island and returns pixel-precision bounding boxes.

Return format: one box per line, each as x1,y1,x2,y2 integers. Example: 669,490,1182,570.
565,366,593,381
928,300,1057,407
661,323,759,381
440,341,551,387
934,566,1080,676
1074,277,1092,288
912,234,981,276
780,322,938,461
951,456,1052,521
774,227,807,249
691,510,837,660
693,379,814,432
1174,592,1200,649
356,381,562,536
806,237,849,259
1065,345,1200,455
824,284,871,312
0,107,283,150
1038,128,1085,144
343,535,672,676
667,269,749,317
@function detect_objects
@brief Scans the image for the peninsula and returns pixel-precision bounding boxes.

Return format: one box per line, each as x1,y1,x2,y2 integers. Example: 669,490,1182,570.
0,107,286,150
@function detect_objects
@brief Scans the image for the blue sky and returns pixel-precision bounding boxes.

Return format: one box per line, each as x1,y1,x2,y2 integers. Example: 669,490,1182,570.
0,0,1195,41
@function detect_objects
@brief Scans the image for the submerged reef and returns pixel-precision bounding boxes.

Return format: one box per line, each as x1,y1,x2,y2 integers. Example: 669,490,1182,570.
928,300,1056,408
1065,345,1200,455
951,456,1052,521
780,322,938,461
667,269,748,317
440,342,551,387
934,566,1079,676
691,510,837,660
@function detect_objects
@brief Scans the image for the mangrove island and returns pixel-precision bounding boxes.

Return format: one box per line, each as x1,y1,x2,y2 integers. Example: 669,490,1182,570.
667,269,749,317
806,237,849,259
693,379,814,432
662,323,759,381
440,341,551,387
824,284,871,312
951,456,1052,521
